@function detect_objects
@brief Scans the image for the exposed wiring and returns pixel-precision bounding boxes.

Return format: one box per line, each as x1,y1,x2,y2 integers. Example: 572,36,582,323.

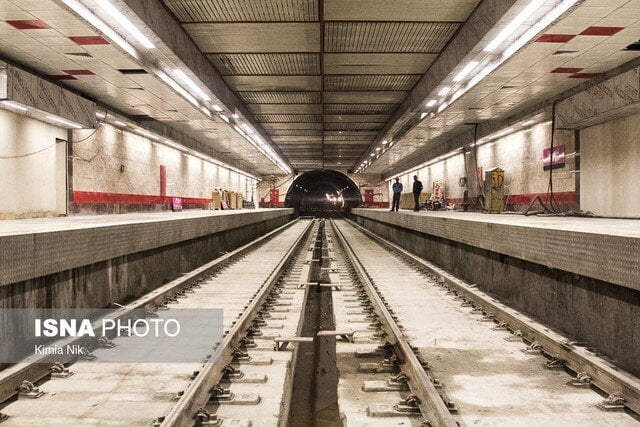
0,142,57,159
70,109,107,144
0,109,107,160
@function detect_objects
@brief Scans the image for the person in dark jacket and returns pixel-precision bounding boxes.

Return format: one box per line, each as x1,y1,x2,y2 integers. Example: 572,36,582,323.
390,178,402,212
412,175,423,212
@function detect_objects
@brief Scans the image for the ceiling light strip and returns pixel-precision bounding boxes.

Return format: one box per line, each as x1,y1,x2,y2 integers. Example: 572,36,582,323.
59,0,138,58
106,117,259,180
361,0,579,174
174,69,211,102
95,0,155,49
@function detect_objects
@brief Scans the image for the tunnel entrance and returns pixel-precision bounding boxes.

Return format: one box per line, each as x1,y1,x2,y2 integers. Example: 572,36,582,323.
285,170,362,215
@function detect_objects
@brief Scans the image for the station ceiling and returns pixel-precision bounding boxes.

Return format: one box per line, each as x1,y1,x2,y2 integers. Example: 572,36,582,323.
162,0,482,171
0,1,639,178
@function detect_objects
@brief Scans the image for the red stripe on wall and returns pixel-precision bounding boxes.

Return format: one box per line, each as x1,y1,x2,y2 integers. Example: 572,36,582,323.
72,191,211,205
447,191,576,206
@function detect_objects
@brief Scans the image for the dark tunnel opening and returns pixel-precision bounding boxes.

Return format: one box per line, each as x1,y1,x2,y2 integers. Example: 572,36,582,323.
285,170,362,215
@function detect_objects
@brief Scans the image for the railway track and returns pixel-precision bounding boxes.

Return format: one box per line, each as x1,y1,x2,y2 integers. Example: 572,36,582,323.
330,218,640,426
0,217,638,426
0,220,315,426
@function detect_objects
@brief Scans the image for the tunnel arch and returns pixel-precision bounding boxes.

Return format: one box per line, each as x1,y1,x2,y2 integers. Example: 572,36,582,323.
285,170,362,214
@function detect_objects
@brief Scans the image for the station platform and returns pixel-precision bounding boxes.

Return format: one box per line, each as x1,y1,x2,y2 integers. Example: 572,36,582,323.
0,209,294,287
351,208,640,292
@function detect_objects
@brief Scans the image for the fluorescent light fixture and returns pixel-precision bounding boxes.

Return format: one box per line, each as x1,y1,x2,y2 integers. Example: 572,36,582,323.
382,140,388,145
484,0,545,52
174,69,211,102
370,153,375,157
200,106,212,118
521,119,536,127
134,127,160,141
420,112,428,119
157,71,200,109
428,0,577,119
95,0,155,48
212,104,222,112
375,147,380,151
59,0,138,58
503,0,579,59
240,123,254,134
426,99,437,107
220,114,229,123
450,88,465,103
438,87,451,96
1,100,28,112
95,111,106,119
47,115,83,129
113,120,127,127
453,61,480,82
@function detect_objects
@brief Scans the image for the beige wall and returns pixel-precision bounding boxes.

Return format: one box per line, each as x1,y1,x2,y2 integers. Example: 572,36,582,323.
72,123,257,202
581,113,640,218
393,120,576,207
0,108,67,219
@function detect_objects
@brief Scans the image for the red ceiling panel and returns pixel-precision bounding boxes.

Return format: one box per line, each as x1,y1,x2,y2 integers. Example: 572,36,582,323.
63,69,95,76
551,67,583,73
580,26,624,36
69,36,109,45
50,75,78,80
536,34,576,43
5,20,50,30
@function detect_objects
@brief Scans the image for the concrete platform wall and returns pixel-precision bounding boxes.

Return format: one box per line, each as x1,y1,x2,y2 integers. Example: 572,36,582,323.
352,214,640,376
0,108,67,219
1,212,293,310
71,123,259,214
390,120,577,211
581,111,640,218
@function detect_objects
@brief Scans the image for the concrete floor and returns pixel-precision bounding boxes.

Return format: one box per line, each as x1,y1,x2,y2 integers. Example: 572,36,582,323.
0,209,284,236
364,208,640,238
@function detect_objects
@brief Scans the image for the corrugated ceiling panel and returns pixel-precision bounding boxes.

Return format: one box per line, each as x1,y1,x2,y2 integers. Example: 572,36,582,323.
324,135,374,142
324,103,398,114
272,136,323,142
164,0,318,22
238,91,322,104
255,114,322,123
324,122,384,130
209,54,320,75
325,22,459,53
268,129,323,136
324,74,420,91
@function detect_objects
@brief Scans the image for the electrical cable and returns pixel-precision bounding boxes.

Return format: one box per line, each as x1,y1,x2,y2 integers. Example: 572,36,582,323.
0,142,56,159
0,110,107,160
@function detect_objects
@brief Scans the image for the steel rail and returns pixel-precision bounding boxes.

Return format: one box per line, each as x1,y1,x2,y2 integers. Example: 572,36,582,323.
160,219,315,427
0,219,300,407
330,219,459,427
345,217,640,416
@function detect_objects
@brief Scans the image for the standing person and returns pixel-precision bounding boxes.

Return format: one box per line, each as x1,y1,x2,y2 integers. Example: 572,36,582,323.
390,178,402,212
412,175,423,212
